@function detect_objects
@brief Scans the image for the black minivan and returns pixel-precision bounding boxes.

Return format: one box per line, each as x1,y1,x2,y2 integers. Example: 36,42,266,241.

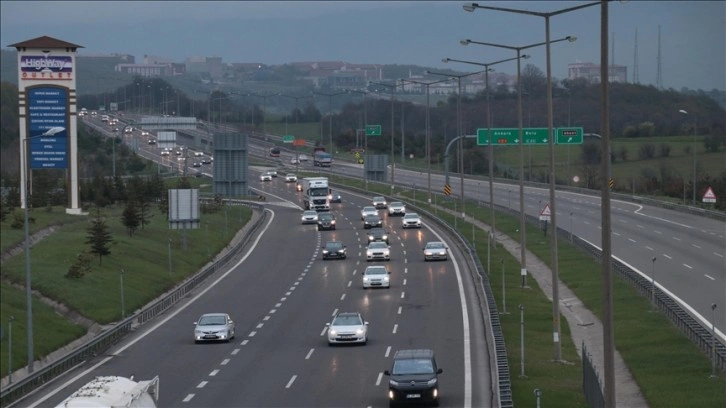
384,349,442,406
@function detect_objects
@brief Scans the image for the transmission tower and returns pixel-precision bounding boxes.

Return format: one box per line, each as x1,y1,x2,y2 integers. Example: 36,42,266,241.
633,27,639,84
656,25,663,89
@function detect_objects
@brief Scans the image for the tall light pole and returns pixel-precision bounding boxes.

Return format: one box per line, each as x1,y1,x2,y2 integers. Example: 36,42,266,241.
399,77,453,203
464,0,601,369
348,89,371,189
369,81,398,189
280,94,313,127
312,90,347,155
442,55,527,248
679,109,697,205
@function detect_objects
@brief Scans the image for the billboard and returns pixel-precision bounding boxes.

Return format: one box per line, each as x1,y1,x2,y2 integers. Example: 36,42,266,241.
27,86,68,169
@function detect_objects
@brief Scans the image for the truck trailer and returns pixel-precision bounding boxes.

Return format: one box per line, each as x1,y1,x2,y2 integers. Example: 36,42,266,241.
54,375,160,408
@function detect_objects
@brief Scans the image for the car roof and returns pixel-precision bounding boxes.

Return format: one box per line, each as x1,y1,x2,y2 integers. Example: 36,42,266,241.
200,312,227,318
368,241,387,247
363,206,376,210
393,349,435,360
404,213,419,217
336,312,361,318
365,265,387,272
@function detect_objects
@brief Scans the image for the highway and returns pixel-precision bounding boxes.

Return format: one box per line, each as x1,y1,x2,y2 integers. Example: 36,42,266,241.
24,164,494,407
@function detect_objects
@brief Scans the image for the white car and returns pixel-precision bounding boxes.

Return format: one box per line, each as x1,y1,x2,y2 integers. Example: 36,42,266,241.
160,150,170,156
361,206,378,220
285,173,297,182
141,130,150,136
388,201,406,216
124,126,133,134
194,151,204,157
372,196,388,209
301,210,319,224
402,213,422,229
366,241,391,262
298,154,309,162
260,172,273,182
362,265,391,289
290,157,300,164
423,241,449,262
326,312,368,345
193,313,235,343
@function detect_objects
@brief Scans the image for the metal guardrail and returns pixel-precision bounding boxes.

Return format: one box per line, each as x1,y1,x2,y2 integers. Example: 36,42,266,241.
0,201,267,407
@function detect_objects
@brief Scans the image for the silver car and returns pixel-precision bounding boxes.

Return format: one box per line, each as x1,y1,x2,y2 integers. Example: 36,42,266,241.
194,313,235,343
372,196,388,209
285,173,297,182
402,213,422,229
366,241,391,262
388,201,406,216
362,265,391,288
301,210,319,224
260,172,273,182
361,206,378,220
326,312,368,345
423,241,448,261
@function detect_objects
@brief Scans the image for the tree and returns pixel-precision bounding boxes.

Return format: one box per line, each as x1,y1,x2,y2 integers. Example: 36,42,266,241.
86,208,113,264
121,200,141,236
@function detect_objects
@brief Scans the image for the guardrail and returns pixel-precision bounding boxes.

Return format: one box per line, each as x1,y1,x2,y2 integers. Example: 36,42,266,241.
0,201,267,407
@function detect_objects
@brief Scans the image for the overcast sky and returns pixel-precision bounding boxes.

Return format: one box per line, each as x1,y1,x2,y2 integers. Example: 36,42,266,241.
2,1,724,91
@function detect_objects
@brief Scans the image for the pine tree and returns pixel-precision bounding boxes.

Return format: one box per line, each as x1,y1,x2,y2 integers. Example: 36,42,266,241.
121,200,141,236
86,208,113,264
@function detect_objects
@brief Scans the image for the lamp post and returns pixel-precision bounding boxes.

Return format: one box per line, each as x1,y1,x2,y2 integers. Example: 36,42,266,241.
442,55,528,246
650,256,657,306
7,315,14,383
711,303,718,378
464,1,600,368
679,109,697,205
312,90,347,155
399,77,452,203
369,81,398,189
347,89,371,189
120,269,126,319
20,138,34,373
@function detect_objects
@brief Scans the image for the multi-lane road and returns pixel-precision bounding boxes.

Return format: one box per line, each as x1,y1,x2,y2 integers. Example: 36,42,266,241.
24,165,494,407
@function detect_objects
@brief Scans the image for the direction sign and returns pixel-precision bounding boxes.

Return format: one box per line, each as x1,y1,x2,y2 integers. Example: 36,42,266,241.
365,125,382,136
555,127,584,144
702,186,717,203
539,203,552,221
476,128,549,146
282,135,295,143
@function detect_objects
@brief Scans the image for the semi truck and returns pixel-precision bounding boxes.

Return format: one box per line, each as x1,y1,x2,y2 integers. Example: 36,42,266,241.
54,375,159,408
313,151,333,167
301,177,331,211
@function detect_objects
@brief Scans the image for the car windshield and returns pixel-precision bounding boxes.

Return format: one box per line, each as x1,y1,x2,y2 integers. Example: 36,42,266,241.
391,202,403,207
303,211,316,216
373,197,385,201
370,228,385,235
369,242,387,249
426,242,445,249
320,214,333,220
333,315,362,326
405,214,419,219
366,267,387,275
326,242,343,250
392,359,435,375
198,315,226,326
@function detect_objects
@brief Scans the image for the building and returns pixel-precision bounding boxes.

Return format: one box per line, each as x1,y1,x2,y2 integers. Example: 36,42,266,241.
568,61,627,83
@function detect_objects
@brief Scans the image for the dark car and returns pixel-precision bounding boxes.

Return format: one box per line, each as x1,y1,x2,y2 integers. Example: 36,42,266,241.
329,191,342,203
367,228,390,244
384,349,442,407
317,212,336,231
363,214,383,229
322,241,347,260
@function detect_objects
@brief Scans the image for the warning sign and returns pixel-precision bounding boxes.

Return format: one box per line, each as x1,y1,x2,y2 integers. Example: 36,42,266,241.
539,203,552,221
702,186,717,203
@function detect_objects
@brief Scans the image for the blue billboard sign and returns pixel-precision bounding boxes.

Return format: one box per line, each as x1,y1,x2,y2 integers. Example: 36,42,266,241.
27,87,68,169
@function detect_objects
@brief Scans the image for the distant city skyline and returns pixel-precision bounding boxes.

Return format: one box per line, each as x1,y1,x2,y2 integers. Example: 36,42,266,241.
1,1,724,91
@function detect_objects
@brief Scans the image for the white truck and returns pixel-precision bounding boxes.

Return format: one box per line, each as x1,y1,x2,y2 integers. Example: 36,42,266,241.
54,375,159,408
301,177,331,211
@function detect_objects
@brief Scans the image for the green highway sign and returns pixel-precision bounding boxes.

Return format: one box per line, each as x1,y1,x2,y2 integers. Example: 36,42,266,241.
365,125,382,136
282,135,295,143
555,127,584,144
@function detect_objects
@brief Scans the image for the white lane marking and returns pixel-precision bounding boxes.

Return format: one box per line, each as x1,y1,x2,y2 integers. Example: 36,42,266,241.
385,346,392,357
270,309,277,314
400,292,405,299
249,331,257,337
376,372,384,386
197,381,207,388
231,349,240,355
704,274,715,281
636,225,644,229
716,252,725,258
633,205,694,229
221,358,230,365
683,264,693,269
404,267,408,274
348,281,352,287
275,303,282,308
183,394,194,402
654,230,662,234
628,238,636,243
663,254,672,260
280,297,287,301
403,278,407,286
392,324,398,334
306,348,315,359
692,244,702,249
286,375,297,389
397,306,402,315
340,293,346,301
293,281,300,286
27,209,280,408
645,246,653,251
672,236,682,241
285,291,292,296
209,369,219,376
332,308,339,316
320,327,328,336
263,316,270,321
241,340,249,345
583,220,591,225
256,323,264,329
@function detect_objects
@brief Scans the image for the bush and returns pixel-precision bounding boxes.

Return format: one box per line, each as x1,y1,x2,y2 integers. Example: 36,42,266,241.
638,143,656,160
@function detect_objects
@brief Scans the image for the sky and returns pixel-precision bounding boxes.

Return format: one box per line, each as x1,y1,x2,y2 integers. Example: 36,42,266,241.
1,1,724,91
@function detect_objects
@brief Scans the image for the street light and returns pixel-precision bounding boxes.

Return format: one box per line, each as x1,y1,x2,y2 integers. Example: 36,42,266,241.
711,303,718,378
679,109,697,205
442,55,527,249
464,0,600,368
369,81,398,189
399,77,453,203
650,256,657,306
347,89,371,189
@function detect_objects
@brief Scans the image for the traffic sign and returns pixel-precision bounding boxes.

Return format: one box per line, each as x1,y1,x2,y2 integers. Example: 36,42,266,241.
703,186,717,203
539,203,551,221
555,127,584,144
476,128,549,145
292,138,306,147
282,135,295,143
444,184,452,196
365,125,382,136
609,178,615,189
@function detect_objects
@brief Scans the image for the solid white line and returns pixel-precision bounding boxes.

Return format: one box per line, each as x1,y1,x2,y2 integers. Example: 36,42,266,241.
221,358,230,365
209,369,219,376
27,209,279,408
183,394,195,402
305,348,315,360
197,381,207,388
376,372,384,386
704,274,715,281
683,264,693,269
286,375,297,389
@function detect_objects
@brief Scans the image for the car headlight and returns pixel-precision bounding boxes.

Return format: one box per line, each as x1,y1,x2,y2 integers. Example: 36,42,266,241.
356,328,365,335
383,276,390,282
323,250,329,254
425,251,433,256
382,235,388,240
331,220,335,224
329,329,337,336
427,378,438,386
338,249,346,254
363,276,369,282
